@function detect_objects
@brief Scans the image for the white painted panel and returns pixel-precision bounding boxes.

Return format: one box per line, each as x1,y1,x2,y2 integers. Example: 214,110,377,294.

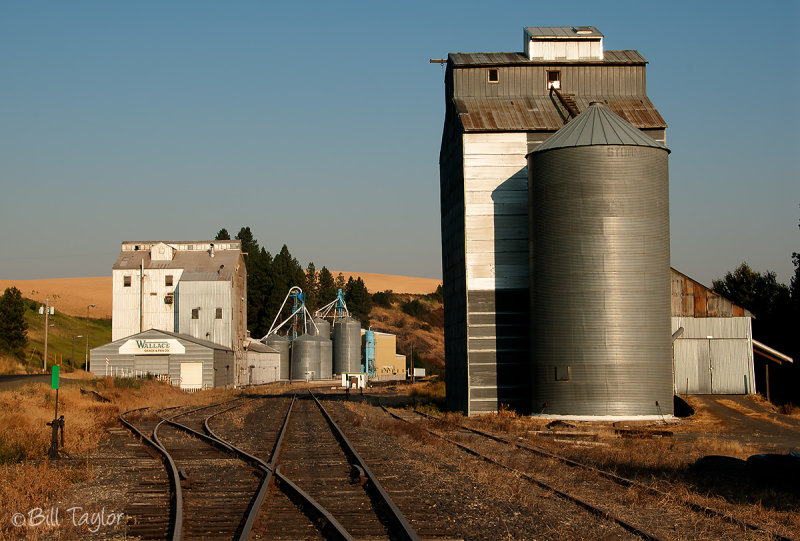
467,239,528,253
465,203,528,217
465,155,527,167
467,263,528,279
465,179,528,193
711,340,751,394
465,190,526,205
464,133,529,143
674,340,711,394
464,167,527,182
180,362,203,389
672,317,751,340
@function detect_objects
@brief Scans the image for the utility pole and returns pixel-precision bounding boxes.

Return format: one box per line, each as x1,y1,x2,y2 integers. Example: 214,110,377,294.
85,304,95,372
42,299,50,372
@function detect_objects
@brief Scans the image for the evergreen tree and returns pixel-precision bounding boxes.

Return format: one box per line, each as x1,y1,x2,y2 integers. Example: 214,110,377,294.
335,272,346,292
0,287,28,356
345,277,372,328
305,262,318,311
235,227,259,271
318,267,336,305
215,228,231,240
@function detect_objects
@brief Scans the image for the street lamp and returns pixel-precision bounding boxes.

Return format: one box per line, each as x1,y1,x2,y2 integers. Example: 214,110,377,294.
71,335,83,368
85,304,95,372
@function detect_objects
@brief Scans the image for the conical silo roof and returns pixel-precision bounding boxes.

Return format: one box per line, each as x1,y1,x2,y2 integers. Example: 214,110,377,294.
532,102,669,154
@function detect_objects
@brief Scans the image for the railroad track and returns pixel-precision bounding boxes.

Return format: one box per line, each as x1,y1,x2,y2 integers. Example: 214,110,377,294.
119,394,422,539
382,405,795,541
206,393,420,540
411,409,796,541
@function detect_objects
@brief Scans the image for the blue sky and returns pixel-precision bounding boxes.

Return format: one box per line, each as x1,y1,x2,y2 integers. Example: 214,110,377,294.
1,1,798,286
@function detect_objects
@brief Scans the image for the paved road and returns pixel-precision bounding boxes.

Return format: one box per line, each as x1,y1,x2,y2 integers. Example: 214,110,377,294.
0,373,50,391
689,394,800,453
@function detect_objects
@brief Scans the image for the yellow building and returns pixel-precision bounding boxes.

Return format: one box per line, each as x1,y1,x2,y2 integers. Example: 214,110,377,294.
362,330,406,381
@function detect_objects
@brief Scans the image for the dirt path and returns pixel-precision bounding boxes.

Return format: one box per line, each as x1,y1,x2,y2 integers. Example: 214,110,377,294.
689,395,800,453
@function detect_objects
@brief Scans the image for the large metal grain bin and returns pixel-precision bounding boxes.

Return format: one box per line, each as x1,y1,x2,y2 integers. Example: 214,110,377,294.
333,317,362,374
527,102,672,417
318,336,332,379
291,334,320,381
265,334,290,380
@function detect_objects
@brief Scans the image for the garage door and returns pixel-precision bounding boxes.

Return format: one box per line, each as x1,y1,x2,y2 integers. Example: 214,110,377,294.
180,362,203,391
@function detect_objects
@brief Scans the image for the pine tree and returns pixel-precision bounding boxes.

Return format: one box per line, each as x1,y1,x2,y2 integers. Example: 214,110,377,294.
215,228,231,240
318,267,336,305
305,262,318,311
345,277,372,328
0,287,28,356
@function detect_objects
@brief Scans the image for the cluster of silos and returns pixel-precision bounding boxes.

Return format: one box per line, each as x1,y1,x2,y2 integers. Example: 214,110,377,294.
291,333,332,381
526,102,673,417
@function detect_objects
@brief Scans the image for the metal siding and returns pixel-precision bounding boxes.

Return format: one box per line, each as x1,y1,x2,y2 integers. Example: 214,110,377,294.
177,281,232,348
674,340,711,394
530,144,672,416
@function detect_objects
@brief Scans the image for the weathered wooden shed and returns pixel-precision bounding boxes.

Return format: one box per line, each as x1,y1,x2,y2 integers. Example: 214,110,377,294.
439,26,667,415
90,328,235,390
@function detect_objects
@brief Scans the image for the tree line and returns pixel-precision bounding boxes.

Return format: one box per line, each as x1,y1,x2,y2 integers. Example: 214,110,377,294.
216,227,371,338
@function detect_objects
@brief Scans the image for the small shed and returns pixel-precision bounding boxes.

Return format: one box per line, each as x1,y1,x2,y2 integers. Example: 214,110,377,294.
671,269,755,394
244,339,281,385
90,328,234,390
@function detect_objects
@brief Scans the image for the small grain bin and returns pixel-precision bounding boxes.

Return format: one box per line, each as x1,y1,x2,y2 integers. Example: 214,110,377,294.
318,335,332,379
527,102,672,417
333,317,362,374
265,334,290,380
291,334,320,381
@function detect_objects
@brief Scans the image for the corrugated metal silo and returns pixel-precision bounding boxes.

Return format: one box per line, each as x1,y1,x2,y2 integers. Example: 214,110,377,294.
291,334,320,381
527,102,672,417
265,334,290,380
333,317,362,374
318,336,332,379
312,317,331,339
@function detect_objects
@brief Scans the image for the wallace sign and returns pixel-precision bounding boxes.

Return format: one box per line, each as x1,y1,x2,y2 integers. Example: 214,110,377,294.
119,339,186,355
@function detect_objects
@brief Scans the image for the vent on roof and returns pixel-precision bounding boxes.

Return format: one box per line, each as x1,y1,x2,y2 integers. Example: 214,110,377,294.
574,26,593,34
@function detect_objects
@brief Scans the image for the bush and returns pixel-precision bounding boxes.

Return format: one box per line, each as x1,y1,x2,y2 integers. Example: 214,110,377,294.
372,290,396,308
401,299,430,320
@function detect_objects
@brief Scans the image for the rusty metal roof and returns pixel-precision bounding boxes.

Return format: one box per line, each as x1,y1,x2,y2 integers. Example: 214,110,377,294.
524,26,603,38
454,95,665,132
532,102,668,153
449,50,646,66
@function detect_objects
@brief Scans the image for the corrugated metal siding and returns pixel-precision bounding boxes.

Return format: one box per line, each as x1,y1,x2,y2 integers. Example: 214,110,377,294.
530,145,672,416
177,281,233,348
112,268,183,341
453,65,647,99
670,269,751,318
671,316,755,394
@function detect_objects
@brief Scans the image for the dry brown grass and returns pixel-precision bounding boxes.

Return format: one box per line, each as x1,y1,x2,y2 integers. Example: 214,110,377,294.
0,354,27,375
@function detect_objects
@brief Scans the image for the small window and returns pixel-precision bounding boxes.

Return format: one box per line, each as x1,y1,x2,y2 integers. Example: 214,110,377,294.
547,70,561,90
215,308,223,319
191,308,199,320
165,275,173,287
123,276,131,287
487,68,499,83
554,366,571,382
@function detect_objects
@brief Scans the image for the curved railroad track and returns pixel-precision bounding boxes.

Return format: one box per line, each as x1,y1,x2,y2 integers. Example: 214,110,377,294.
121,394,422,540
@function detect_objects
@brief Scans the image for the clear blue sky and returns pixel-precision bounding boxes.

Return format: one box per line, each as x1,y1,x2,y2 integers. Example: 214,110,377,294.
1,1,798,286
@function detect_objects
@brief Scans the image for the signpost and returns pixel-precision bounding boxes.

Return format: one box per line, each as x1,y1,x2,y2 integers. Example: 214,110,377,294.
47,366,64,459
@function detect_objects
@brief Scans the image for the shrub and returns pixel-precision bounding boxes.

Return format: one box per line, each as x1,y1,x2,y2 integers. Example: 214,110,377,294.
401,299,430,320
372,290,396,308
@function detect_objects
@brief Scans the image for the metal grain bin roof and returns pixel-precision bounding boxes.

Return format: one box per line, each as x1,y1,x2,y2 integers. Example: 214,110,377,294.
449,50,645,66
532,102,669,153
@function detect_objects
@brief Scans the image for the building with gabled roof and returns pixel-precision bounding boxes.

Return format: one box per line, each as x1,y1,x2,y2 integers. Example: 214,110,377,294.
439,26,667,415
110,240,248,385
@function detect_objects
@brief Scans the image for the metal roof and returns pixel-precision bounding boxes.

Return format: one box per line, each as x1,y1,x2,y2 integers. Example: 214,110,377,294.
454,96,666,132
111,328,232,351
533,102,669,153
113,249,241,281
449,50,645,66
525,26,604,38
244,339,278,354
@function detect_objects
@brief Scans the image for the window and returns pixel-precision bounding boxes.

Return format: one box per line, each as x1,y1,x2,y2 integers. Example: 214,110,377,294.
215,308,223,319
165,275,173,287
191,308,199,320
547,70,561,90
554,366,571,382
487,68,499,83
123,276,131,287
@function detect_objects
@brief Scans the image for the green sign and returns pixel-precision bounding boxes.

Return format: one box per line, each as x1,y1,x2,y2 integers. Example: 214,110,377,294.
51,365,59,390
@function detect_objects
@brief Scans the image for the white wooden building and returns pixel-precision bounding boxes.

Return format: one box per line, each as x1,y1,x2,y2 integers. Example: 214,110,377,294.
111,240,248,386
